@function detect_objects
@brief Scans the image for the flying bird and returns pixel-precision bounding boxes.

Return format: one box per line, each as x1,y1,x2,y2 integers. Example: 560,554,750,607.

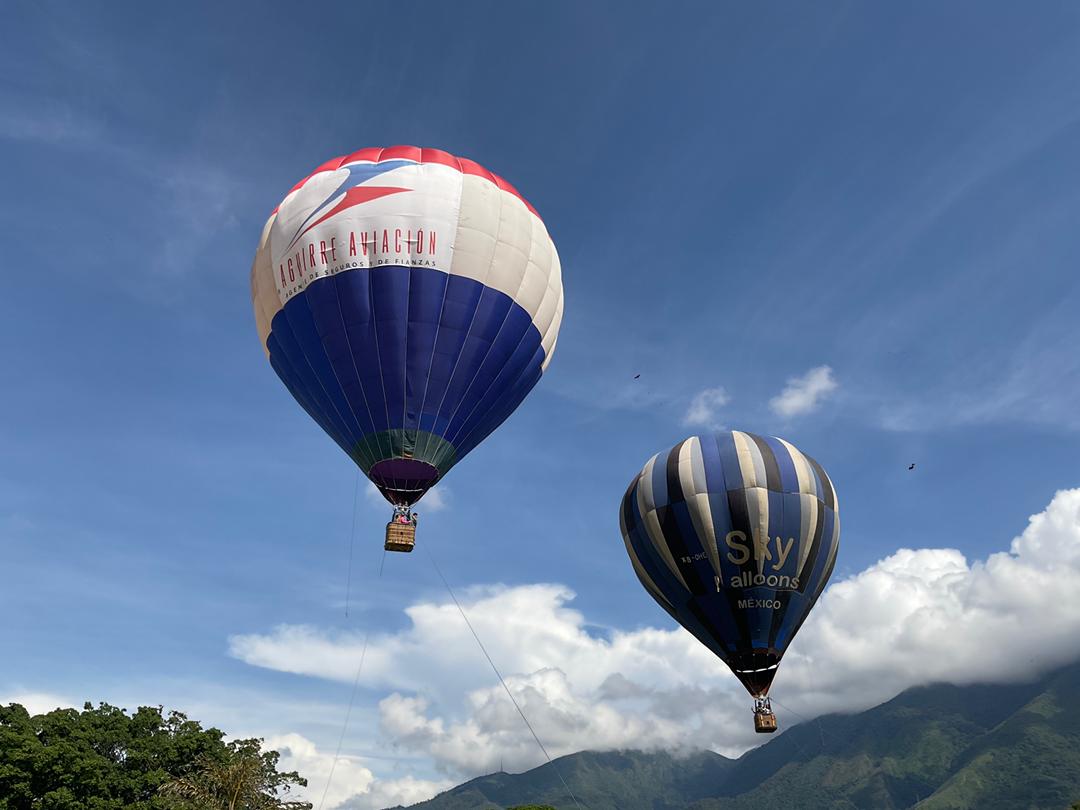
633,374,641,379
908,463,916,470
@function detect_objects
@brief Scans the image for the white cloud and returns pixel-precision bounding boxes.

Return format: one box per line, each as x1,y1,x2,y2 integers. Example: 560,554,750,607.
231,488,1080,780
264,732,452,810
0,93,253,296
870,302,1080,433
0,691,75,716
780,487,1080,715
0,102,104,145
229,583,685,708
364,481,384,506
336,774,455,810
682,387,730,429
265,733,374,809
420,486,449,513
365,482,449,513
769,365,838,417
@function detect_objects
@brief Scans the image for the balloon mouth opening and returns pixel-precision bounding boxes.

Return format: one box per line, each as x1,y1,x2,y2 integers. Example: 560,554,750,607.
369,459,440,506
729,649,782,697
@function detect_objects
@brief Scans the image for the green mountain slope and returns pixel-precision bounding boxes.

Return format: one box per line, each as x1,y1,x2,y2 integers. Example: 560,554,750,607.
392,661,1080,810
690,675,1047,809
916,663,1080,810
387,750,735,810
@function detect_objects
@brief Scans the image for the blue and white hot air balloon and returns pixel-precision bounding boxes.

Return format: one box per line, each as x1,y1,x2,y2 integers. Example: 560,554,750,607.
619,431,840,732
251,146,563,549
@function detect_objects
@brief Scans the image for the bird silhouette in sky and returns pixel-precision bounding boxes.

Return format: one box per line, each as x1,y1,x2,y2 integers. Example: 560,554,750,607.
633,374,641,379
908,463,916,470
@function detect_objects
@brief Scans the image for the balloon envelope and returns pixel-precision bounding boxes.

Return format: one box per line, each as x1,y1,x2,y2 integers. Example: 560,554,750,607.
619,431,839,696
251,146,563,506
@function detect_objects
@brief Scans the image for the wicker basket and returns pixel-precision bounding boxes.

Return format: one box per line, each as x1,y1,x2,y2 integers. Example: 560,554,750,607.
754,711,778,734
385,522,416,553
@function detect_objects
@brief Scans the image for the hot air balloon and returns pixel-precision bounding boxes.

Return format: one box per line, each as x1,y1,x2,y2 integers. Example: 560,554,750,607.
619,431,839,732
251,146,563,552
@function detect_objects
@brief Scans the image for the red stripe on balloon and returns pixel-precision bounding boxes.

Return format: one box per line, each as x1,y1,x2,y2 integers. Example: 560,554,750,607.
271,145,541,220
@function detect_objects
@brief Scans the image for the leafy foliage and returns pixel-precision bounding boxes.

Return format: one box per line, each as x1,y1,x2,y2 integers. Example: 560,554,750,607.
158,738,310,810
0,702,309,810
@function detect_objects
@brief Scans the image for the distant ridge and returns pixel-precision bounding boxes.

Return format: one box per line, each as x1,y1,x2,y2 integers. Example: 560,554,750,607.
386,659,1080,810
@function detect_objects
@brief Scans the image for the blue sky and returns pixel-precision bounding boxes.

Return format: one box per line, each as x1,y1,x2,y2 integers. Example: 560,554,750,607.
4,2,1080,806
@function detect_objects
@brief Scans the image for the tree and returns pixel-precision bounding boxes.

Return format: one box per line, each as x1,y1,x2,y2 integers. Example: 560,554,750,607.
158,738,310,810
0,702,308,810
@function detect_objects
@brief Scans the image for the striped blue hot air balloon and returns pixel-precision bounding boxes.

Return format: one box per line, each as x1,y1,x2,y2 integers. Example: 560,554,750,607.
251,147,562,547
619,431,839,732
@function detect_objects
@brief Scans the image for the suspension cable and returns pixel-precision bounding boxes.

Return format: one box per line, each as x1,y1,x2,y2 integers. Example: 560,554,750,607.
320,481,382,810
424,546,584,810
344,470,360,618
318,628,371,810
768,695,834,752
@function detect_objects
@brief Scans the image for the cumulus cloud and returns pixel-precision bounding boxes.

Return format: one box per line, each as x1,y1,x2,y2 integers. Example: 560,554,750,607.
231,488,1080,783
0,691,75,716
265,733,451,810
229,583,702,710
683,387,730,429
781,487,1080,714
769,365,837,417
375,668,748,773
266,734,374,809
336,775,455,810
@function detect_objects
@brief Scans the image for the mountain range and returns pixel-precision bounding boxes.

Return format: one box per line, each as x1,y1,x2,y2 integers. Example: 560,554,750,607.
386,658,1080,810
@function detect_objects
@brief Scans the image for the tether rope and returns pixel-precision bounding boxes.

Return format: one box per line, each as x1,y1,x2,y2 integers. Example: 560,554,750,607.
319,477,384,810
344,470,360,618
318,627,371,810
424,546,584,810
768,695,835,752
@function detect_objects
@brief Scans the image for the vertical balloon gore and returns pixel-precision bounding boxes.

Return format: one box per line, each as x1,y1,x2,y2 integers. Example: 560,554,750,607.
619,431,840,698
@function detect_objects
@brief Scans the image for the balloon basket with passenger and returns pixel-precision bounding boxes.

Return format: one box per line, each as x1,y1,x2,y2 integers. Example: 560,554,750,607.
385,507,418,553
753,696,777,734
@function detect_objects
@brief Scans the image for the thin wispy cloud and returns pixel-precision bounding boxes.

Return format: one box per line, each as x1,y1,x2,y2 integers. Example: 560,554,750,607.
682,387,730,430
769,365,837,417
871,289,1080,432
0,103,103,146
0,91,256,298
